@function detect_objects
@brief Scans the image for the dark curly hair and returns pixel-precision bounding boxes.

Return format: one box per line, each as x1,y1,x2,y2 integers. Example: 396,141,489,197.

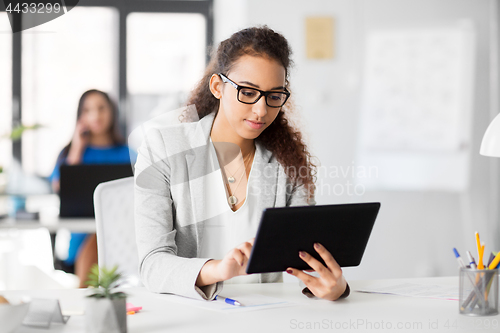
183,25,317,203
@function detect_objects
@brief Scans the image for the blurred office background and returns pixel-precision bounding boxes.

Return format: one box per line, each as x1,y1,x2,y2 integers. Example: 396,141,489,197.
0,0,499,289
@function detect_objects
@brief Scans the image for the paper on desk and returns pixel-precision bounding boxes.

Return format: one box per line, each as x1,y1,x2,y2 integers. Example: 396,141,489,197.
355,282,459,300
156,294,298,313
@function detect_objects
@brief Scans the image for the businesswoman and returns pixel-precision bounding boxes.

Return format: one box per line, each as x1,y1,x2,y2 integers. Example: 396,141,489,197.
50,89,135,287
134,26,349,301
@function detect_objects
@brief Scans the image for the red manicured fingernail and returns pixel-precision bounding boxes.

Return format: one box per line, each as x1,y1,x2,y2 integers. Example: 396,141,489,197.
286,269,293,274
314,243,321,250
299,251,306,258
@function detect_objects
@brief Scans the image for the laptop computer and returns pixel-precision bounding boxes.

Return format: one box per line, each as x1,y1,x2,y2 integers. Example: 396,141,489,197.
59,164,134,217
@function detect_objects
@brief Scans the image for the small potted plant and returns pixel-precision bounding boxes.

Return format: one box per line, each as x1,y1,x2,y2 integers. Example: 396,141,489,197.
85,264,127,333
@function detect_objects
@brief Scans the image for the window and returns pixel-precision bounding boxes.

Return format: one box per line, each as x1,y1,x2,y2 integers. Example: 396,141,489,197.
127,13,206,131
0,14,12,171
4,0,212,176
21,7,119,176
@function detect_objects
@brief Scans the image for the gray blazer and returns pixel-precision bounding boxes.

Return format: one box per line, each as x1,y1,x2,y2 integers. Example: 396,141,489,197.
134,110,315,300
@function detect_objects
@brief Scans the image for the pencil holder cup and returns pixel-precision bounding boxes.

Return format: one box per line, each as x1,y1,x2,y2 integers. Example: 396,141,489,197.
459,267,499,316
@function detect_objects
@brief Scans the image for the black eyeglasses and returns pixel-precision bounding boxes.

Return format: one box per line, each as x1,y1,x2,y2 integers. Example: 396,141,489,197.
218,73,290,108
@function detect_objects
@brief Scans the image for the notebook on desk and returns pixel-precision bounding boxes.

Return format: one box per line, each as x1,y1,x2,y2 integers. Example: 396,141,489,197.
59,164,134,218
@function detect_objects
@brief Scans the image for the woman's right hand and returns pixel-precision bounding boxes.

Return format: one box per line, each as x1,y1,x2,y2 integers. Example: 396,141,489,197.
196,238,254,287
66,120,90,164
215,238,254,281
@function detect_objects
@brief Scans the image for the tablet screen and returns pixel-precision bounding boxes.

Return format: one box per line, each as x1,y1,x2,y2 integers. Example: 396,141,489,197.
246,202,380,274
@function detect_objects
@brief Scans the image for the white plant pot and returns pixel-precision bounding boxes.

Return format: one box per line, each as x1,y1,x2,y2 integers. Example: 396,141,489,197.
85,297,127,333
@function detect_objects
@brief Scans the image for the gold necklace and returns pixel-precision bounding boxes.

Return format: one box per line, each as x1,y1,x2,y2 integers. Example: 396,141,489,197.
226,148,254,206
226,153,247,183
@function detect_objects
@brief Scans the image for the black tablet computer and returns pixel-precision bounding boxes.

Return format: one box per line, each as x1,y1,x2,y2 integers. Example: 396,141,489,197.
246,202,380,274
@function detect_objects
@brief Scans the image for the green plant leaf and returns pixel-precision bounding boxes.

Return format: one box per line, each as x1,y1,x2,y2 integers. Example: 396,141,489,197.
7,124,43,141
90,265,100,276
85,264,127,299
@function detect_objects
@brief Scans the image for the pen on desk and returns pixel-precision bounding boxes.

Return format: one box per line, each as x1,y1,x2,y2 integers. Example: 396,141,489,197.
466,251,477,269
215,295,242,306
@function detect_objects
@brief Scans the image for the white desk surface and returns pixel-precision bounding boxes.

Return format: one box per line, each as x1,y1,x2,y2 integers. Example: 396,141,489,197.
4,276,499,333
0,217,96,233
0,194,96,233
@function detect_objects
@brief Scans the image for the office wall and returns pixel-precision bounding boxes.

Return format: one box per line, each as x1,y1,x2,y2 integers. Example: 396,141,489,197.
215,0,499,280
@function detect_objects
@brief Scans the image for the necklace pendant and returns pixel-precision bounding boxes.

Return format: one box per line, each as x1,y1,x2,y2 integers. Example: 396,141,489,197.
228,176,235,183
228,195,238,205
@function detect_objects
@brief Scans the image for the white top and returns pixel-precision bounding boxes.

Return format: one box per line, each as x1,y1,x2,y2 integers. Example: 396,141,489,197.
199,138,261,284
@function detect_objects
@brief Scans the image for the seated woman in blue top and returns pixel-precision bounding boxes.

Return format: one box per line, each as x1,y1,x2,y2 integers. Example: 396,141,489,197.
50,89,136,287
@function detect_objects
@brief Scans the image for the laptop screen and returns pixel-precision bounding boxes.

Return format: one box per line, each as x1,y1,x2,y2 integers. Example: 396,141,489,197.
59,164,134,217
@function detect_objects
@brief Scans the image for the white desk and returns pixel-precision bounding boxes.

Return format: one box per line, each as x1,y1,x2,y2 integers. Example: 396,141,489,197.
4,276,499,333
0,194,96,233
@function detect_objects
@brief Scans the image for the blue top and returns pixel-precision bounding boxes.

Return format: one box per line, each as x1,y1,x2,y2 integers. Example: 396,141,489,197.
50,143,137,265
50,144,137,182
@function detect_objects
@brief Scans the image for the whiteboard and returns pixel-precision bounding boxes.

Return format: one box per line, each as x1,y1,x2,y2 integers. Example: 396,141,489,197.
356,21,476,191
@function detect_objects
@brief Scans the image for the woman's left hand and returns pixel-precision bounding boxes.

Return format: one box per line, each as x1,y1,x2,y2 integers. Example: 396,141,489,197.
286,242,347,301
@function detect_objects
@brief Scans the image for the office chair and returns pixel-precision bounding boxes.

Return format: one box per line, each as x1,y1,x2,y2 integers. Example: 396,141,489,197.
94,176,142,287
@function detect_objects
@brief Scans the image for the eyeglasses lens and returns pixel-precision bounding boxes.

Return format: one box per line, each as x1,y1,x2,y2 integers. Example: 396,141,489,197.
238,88,287,107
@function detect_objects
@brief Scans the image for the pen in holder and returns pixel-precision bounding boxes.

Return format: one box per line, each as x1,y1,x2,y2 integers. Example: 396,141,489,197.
459,267,499,316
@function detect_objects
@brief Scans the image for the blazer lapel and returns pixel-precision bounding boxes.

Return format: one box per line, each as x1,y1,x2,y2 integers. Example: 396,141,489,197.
183,112,225,224
184,111,218,177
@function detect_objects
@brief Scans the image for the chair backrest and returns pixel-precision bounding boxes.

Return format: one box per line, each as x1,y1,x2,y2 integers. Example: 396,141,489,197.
94,176,142,287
